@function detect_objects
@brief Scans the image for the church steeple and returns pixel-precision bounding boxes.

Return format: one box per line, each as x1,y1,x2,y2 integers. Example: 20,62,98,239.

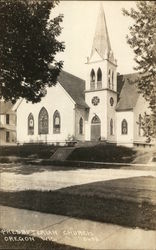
90,3,112,60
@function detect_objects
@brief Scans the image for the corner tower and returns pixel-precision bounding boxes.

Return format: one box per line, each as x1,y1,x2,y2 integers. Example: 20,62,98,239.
85,4,117,142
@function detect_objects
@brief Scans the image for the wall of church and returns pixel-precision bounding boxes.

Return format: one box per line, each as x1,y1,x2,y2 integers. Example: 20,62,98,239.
116,111,134,147
16,83,75,144
75,107,87,141
85,90,108,140
106,90,117,142
133,94,151,144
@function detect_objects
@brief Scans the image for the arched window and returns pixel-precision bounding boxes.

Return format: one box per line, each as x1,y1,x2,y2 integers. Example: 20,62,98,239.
91,115,101,124
121,119,128,135
79,117,83,135
90,69,95,90
38,107,49,134
97,68,102,89
112,71,114,90
53,110,61,134
110,119,113,135
28,113,34,135
108,69,111,88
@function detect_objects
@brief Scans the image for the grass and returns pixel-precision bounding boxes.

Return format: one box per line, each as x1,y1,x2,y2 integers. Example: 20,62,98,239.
0,144,58,159
0,143,153,165
0,229,82,250
67,144,137,163
0,176,156,230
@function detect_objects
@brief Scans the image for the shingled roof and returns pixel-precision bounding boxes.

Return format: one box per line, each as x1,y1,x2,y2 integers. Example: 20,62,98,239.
58,70,89,109
116,73,140,111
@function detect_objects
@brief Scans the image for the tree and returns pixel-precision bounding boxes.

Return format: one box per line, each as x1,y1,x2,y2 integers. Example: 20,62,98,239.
0,0,65,103
123,1,156,140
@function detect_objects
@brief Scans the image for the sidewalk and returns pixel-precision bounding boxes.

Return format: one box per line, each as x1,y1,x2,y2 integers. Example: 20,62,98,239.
0,205,155,250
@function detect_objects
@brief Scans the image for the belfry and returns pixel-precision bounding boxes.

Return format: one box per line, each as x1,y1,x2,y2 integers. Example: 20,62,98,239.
85,4,117,142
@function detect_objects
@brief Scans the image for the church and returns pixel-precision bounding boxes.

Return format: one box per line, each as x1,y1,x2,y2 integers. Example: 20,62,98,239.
13,5,151,148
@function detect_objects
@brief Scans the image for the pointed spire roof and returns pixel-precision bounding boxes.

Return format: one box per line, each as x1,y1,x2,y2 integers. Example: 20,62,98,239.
90,3,111,60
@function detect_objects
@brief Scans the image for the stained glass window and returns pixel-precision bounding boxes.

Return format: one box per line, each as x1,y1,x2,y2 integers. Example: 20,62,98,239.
38,107,49,134
53,110,60,134
28,113,34,135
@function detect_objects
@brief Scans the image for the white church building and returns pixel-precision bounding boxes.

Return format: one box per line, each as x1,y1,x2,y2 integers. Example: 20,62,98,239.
13,5,151,147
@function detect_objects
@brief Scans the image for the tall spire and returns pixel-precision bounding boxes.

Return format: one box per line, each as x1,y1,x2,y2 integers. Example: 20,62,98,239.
90,3,111,60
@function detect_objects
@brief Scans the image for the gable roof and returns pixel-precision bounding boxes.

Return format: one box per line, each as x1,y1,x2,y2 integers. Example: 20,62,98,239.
0,100,14,114
58,70,89,109
116,73,140,111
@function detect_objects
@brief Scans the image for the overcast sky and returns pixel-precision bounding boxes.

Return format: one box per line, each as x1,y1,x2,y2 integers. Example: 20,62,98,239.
51,1,137,79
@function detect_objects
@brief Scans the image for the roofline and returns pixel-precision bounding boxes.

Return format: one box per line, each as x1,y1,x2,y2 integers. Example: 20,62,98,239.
57,81,76,106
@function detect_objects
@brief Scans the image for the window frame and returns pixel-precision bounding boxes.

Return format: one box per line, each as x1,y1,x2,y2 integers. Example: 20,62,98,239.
53,110,61,134
6,114,9,125
121,119,128,135
110,119,114,135
28,113,34,135
79,117,83,135
38,107,49,135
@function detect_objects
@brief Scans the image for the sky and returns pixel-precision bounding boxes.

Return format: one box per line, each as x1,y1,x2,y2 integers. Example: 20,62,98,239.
51,1,137,79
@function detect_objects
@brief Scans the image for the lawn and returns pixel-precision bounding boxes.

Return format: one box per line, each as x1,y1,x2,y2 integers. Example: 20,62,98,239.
0,229,82,250
0,176,155,230
67,144,137,163
0,143,153,165
0,144,58,160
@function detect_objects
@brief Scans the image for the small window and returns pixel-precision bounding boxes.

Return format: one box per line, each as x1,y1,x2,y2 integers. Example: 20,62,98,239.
108,69,111,88
90,69,95,90
121,119,128,135
28,113,34,135
38,107,49,134
79,117,83,134
6,131,10,142
6,114,9,124
53,110,61,134
110,97,114,106
110,119,113,135
112,71,114,90
97,68,102,81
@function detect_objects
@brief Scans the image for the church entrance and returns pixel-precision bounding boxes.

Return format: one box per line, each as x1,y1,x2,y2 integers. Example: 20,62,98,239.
91,115,101,141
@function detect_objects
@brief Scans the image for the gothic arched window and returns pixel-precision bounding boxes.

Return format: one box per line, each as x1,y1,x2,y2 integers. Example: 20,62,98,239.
91,115,101,124
121,119,128,135
38,107,49,134
110,119,113,135
97,68,102,89
28,113,34,135
79,117,83,135
53,110,61,134
90,69,95,90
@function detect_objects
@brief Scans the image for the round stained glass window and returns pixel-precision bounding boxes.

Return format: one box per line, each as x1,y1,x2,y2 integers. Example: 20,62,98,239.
92,96,100,106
